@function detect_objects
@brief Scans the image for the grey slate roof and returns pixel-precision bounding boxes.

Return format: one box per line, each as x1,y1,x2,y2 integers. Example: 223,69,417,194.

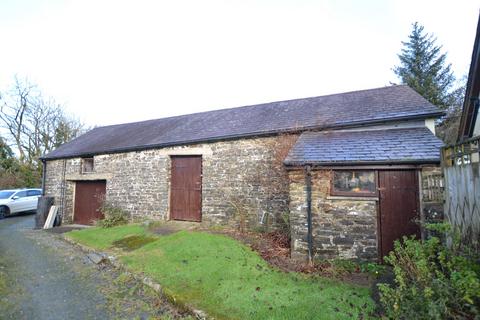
284,127,443,166
43,85,443,160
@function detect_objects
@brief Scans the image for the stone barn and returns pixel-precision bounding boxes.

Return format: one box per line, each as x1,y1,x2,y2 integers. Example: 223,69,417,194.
41,85,444,261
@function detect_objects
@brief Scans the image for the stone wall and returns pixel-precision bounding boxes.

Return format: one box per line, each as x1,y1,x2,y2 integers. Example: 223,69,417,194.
289,169,378,261
289,167,443,261
44,160,64,204
44,134,297,228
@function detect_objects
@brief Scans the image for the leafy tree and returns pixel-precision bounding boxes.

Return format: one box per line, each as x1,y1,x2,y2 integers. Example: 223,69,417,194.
0,136,19,188
394,22,457,109
0,137,18,174
0,137,13,166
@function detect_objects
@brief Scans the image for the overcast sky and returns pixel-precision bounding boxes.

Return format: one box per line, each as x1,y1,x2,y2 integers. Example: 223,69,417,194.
0,0,478,126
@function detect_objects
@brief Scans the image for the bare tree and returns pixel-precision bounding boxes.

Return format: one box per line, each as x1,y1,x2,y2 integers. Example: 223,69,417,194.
0,76,86,166
0,77,35,162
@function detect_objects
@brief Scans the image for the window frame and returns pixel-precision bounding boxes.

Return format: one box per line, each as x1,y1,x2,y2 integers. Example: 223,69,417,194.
330,170,378,197
81,157,95,174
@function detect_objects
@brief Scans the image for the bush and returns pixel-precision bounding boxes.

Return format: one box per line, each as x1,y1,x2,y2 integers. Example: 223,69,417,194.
96,202,130,228
378,223,480,319
325,259,385,278
360,262,386,276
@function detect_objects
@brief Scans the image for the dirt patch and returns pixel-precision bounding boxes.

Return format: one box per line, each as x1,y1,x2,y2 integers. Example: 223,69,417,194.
296,262,374,287
148,220,200,236
112,235,157,251
216,229,293,270
149,224,179,236
44,226,87,234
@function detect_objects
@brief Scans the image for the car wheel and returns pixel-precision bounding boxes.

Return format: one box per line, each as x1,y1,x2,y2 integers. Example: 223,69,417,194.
0,206,9,219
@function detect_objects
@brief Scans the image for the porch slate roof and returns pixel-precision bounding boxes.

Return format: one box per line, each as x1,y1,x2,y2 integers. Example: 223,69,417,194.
42,85,443,160
284,127,443,166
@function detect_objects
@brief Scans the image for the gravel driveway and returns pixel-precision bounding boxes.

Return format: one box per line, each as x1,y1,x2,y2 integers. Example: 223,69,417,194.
0,215,185,320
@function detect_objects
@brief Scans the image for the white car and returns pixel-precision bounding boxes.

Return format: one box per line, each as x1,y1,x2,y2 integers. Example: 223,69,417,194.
0,188,42,219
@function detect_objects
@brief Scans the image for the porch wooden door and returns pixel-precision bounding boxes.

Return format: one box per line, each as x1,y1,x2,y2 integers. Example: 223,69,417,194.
74,180,106,225
170,156,202,222
378,170,420,258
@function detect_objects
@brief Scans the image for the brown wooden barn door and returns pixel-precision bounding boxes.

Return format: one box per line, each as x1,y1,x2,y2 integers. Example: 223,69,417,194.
74,180,106,225
170,156,202,222
378,170,420,258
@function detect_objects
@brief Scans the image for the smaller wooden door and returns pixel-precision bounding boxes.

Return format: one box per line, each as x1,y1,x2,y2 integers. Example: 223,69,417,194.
170,156,202,222
74,181,106,225
378,170,420,258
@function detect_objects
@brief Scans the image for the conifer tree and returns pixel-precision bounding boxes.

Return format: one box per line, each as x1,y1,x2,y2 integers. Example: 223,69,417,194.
394,22,456,109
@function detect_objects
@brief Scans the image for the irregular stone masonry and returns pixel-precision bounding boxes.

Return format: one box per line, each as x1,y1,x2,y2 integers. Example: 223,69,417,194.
44,135,441,261
289,167,441,261
289,170,377,261
44,135,296,229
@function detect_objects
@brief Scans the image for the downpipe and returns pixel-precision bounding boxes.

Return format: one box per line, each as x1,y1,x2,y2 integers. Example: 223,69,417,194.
305,165,313,264
41,159,47,196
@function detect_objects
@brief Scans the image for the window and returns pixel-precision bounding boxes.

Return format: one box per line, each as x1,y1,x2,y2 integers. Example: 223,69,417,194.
0,191,14,199
82,158,94,173
331,170,376,196
27,190,41,197
14,191,27,198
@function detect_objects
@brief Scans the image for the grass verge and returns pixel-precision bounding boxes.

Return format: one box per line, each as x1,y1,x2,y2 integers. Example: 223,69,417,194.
66,225,375,320
0,258,7,297
0,254,19,315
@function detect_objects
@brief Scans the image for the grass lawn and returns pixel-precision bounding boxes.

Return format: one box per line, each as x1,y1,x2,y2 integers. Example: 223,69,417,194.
67,225,375,320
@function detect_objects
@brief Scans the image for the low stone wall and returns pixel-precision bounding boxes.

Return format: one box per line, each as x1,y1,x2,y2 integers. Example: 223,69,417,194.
44,135,297,229
289,170,377,261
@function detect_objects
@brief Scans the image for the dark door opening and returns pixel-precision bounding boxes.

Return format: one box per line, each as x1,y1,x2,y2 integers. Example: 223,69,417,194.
378,170,420,258
74,180,106,225
170,156,202,222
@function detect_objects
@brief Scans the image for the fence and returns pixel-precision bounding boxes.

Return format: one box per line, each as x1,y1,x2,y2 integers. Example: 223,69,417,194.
422,170,444,222
442,136,480,249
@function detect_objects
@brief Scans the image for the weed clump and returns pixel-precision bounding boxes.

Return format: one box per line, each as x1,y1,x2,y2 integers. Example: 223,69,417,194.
96,202,130,228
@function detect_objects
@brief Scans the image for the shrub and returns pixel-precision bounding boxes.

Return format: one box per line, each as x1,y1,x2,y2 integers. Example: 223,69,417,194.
96,202,130,228
330,259,358,274
359,262,386,276
324,259,385,278
378,223,480,319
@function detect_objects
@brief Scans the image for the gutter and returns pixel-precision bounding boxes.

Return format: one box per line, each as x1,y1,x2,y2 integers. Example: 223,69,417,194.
284,159,441,168
304,165,314,264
